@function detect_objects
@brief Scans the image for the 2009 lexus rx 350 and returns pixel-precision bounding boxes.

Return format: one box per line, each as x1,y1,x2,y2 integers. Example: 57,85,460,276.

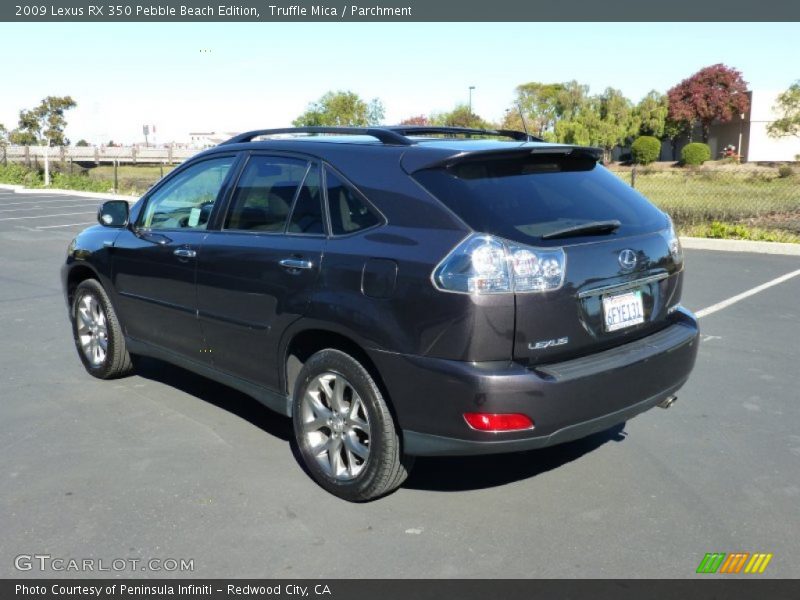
62,126,699,501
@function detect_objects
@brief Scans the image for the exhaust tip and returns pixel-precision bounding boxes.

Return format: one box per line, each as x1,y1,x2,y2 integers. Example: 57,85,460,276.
657,395,677,409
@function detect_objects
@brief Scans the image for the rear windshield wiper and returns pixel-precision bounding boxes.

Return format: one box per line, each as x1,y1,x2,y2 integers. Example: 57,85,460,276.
541,220,621,240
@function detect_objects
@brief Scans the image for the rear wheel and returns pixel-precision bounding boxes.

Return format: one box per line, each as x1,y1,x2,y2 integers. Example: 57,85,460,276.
292,349,413,502
71,279,135,379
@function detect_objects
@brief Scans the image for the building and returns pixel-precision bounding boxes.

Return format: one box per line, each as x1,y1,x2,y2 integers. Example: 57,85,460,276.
687,90,800,163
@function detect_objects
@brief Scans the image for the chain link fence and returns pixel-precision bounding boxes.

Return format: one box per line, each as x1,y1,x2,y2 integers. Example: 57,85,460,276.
612,165,800,237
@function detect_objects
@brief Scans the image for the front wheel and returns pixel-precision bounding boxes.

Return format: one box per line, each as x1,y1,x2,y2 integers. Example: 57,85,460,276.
71,279,135,379
292,349,413,502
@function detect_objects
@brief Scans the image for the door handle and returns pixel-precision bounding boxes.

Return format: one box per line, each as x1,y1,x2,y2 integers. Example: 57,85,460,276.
173,248,197,259
279,258,313,270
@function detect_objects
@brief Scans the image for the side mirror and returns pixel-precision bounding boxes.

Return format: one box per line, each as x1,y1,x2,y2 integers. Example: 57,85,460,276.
97,200,129,228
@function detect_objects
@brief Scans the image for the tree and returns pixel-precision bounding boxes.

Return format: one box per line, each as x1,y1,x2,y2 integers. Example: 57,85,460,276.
667,64,749,143
0,123,7,146
554,118,593,146
767,81,800,138
12,96,77,146
506,80,590,140
636,91,668,138
593,88,639,163
555,80,590,121
8,129,37,145
292,91,385,127
552,88,637,163
511,82,566,138
75,139,90,147
431,104,492,129
662,117,691,158
398,115,430,126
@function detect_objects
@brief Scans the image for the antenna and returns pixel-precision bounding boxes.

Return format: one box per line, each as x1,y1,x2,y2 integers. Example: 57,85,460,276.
517,103,531,139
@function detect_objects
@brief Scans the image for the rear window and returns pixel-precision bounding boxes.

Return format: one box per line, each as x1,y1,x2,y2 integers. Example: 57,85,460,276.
412,153,667,245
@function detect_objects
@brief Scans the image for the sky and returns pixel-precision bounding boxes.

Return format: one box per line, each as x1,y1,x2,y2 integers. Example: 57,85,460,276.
2,22,799,144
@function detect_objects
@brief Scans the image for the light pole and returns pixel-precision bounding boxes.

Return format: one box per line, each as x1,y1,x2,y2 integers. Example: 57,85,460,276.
738,112,745,163
468,86,476,114
43,137,50,187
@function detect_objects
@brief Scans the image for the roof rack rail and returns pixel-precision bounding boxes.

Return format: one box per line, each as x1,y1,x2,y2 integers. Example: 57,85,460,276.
386,126,542,142
221,127,413,146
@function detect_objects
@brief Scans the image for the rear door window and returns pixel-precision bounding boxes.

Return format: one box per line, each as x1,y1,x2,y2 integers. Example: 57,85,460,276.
224,156,308,232
287,163,325,235
412,153,666,245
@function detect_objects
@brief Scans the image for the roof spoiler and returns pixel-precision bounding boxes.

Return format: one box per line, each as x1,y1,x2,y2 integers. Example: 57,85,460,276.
402,145,604,173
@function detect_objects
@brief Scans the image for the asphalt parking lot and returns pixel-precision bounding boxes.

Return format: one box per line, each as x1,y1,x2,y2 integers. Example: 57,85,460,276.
1,189,798,579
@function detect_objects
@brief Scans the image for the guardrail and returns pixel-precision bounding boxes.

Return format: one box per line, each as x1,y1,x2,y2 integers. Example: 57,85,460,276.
0,145,201,165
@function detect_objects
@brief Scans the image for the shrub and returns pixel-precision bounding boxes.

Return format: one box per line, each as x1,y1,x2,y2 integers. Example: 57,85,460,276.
630,136,661,165
747,171,773,183
0,163,42,186
681,142,711,166
50,172,111,192
696,221,800,243
778,164,794,178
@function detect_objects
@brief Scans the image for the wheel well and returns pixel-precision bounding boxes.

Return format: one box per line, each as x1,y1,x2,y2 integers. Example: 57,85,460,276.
66,265,98,307
285,330,396,418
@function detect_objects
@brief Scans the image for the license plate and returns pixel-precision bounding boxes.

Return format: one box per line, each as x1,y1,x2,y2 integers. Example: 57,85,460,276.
602,290,645,332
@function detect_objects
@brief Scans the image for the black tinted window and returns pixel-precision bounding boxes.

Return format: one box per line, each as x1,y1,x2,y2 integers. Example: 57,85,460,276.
413,154,666,245
288,164,324,235
326,169,380,235
225,156,308,232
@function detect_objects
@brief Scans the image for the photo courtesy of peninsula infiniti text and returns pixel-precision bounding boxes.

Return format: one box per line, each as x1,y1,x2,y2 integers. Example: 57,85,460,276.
61,126,700,502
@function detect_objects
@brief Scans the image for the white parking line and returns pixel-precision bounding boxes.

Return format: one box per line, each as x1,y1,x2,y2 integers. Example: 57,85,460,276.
0,203,99,213
696,268,800,318
0,211,97,221
36,222,95,229
17,193,87,197
3,194,82,199
0,198,101,206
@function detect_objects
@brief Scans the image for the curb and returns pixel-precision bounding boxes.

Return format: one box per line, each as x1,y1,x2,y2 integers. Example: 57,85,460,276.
0,183,138,202
680,236,800,256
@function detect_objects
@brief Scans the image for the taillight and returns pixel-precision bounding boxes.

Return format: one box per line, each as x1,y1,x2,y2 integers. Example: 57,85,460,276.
662,218,683,265
464,413,534,432
432,234,565,294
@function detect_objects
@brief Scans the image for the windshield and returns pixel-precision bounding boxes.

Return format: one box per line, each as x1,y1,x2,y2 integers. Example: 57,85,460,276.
412,153,667,245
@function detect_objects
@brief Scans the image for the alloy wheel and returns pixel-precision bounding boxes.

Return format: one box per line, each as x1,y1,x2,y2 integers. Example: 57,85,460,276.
76,294,108,367
299,372,371,481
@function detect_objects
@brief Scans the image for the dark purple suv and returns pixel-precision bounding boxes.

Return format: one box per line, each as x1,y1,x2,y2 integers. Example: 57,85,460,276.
62,127,699,501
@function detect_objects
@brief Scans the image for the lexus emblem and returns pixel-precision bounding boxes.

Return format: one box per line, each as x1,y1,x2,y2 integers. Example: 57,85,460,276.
618,249,638,271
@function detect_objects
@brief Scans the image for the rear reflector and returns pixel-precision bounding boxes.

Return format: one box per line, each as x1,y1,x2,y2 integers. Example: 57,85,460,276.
463,413,534,432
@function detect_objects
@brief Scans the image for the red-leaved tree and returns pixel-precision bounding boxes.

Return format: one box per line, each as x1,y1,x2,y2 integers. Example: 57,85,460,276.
667,64,750,143
398,115,430,126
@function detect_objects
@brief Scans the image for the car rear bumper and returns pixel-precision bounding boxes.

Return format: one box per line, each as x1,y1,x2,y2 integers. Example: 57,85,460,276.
370,308,699,456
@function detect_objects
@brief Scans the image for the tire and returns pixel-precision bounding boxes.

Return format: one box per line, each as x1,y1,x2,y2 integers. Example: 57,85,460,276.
71,279,135,379
292,349,413,502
